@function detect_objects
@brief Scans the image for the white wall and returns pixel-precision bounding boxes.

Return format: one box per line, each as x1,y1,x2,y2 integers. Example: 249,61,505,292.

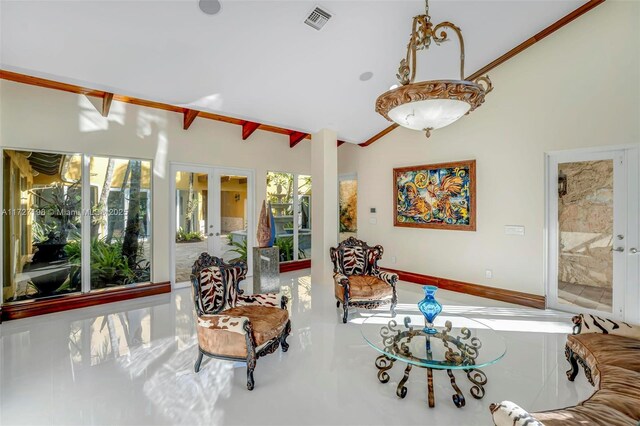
0,81,312,283
339,1,640,296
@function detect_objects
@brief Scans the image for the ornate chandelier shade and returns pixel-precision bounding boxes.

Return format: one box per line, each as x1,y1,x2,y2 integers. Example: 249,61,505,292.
375,0,493,137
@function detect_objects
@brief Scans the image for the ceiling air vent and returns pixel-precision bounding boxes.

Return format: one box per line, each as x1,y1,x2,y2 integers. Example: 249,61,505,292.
304,6,332,30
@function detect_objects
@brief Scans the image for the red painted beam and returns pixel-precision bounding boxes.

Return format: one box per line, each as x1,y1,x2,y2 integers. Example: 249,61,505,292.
183,109,199,130
289,131,308,148
242,121,261,140
337,140,345,147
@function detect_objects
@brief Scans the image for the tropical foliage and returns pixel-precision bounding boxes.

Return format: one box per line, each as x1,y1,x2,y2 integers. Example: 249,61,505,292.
176,227,204,243
227,238,248,262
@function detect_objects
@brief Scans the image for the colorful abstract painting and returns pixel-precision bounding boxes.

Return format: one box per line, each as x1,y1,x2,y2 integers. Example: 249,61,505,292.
394,160,476,231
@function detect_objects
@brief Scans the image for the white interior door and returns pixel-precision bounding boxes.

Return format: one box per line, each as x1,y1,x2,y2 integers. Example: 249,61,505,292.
171,165,254,287
171,165,214,286
547,149,627,319
211,167,254,275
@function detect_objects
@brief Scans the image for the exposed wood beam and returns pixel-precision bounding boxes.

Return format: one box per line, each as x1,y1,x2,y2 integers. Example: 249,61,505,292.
0,70,310,140
183,109,199,130
358,0,605,147
289,131,308,148
467,0,605,80
359,124,399,147
101,92,113,117
0,70,104,97
242,121,261,140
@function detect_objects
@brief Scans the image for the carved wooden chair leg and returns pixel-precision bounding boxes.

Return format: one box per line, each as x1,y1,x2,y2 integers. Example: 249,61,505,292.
342,286,350,323
246,364,255,391
280,320,292,352
565,345,580,381
194,350,204,373
244,322,257,391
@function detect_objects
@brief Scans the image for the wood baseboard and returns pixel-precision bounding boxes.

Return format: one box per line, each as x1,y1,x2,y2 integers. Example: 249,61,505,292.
382,268,546,309
280,259,311,273
1,281,171,321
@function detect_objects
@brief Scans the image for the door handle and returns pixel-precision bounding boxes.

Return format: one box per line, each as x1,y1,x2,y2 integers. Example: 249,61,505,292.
612,247,624,252
630,248,638,254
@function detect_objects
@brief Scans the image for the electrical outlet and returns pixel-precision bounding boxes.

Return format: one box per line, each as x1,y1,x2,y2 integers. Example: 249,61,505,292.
485,269,493,279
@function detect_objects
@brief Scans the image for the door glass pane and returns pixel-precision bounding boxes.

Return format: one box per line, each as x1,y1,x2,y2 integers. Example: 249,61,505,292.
2,149,82,303
219,174,248,262
557,160,613,313
89,157,152,289
339,177,357,242
174,171,208,283
298,175,312,260
267,172,295,263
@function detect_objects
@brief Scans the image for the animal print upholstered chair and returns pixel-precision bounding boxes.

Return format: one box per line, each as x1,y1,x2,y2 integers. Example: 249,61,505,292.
330,237,398,323
191,253,291,390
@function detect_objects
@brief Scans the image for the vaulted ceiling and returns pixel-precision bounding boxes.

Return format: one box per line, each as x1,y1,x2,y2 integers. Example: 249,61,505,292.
0,0,590,143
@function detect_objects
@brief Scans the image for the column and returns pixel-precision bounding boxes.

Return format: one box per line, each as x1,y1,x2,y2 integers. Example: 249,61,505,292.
311,129,338,285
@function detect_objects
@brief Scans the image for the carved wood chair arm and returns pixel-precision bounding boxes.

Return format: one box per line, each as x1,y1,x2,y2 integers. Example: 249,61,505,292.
572,313,640,339
236,293,288,310
489,401,543,426
374,270,399,286
333,273,350,286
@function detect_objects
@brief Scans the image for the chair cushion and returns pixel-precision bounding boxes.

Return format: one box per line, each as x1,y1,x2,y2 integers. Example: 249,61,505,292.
530,339,640,426
567,333,640,385
224,306,289,346
534,402,636,426
197,306,288,358
532,366,640,425
335,275,392,302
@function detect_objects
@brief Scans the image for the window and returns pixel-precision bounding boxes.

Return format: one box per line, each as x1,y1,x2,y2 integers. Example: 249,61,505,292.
1,149,152,304
89,157,152,289
266,172,312,263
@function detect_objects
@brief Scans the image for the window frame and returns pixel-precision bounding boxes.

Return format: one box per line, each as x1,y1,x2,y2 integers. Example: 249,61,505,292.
0,146,154,304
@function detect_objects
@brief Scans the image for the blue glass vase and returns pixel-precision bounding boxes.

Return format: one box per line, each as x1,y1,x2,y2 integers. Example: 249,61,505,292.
418,285,442,334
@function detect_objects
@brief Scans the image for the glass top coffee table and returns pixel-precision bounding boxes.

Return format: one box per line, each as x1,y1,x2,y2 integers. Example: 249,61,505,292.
361,312,506,408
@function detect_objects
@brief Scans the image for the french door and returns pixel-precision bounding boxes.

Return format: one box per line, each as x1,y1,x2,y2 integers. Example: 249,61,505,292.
546,147,639,321
171,164,254,287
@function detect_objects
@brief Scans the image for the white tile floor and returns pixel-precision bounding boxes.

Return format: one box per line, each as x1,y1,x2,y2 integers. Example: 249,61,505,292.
0,270,594,426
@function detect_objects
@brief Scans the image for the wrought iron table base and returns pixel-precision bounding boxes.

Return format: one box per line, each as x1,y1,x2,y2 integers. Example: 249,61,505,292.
374,355,487,408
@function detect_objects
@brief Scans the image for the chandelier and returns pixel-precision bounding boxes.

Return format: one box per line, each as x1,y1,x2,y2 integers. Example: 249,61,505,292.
375,0,493,137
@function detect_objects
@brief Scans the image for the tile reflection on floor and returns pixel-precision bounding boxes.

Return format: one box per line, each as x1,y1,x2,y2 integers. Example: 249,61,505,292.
0,270,593,426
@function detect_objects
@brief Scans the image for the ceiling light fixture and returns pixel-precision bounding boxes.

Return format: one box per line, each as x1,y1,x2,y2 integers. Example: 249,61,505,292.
375,0,493,138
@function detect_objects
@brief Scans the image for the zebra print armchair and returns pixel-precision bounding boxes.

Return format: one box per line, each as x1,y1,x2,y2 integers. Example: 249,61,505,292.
330,237,398,323
191,253,291,390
